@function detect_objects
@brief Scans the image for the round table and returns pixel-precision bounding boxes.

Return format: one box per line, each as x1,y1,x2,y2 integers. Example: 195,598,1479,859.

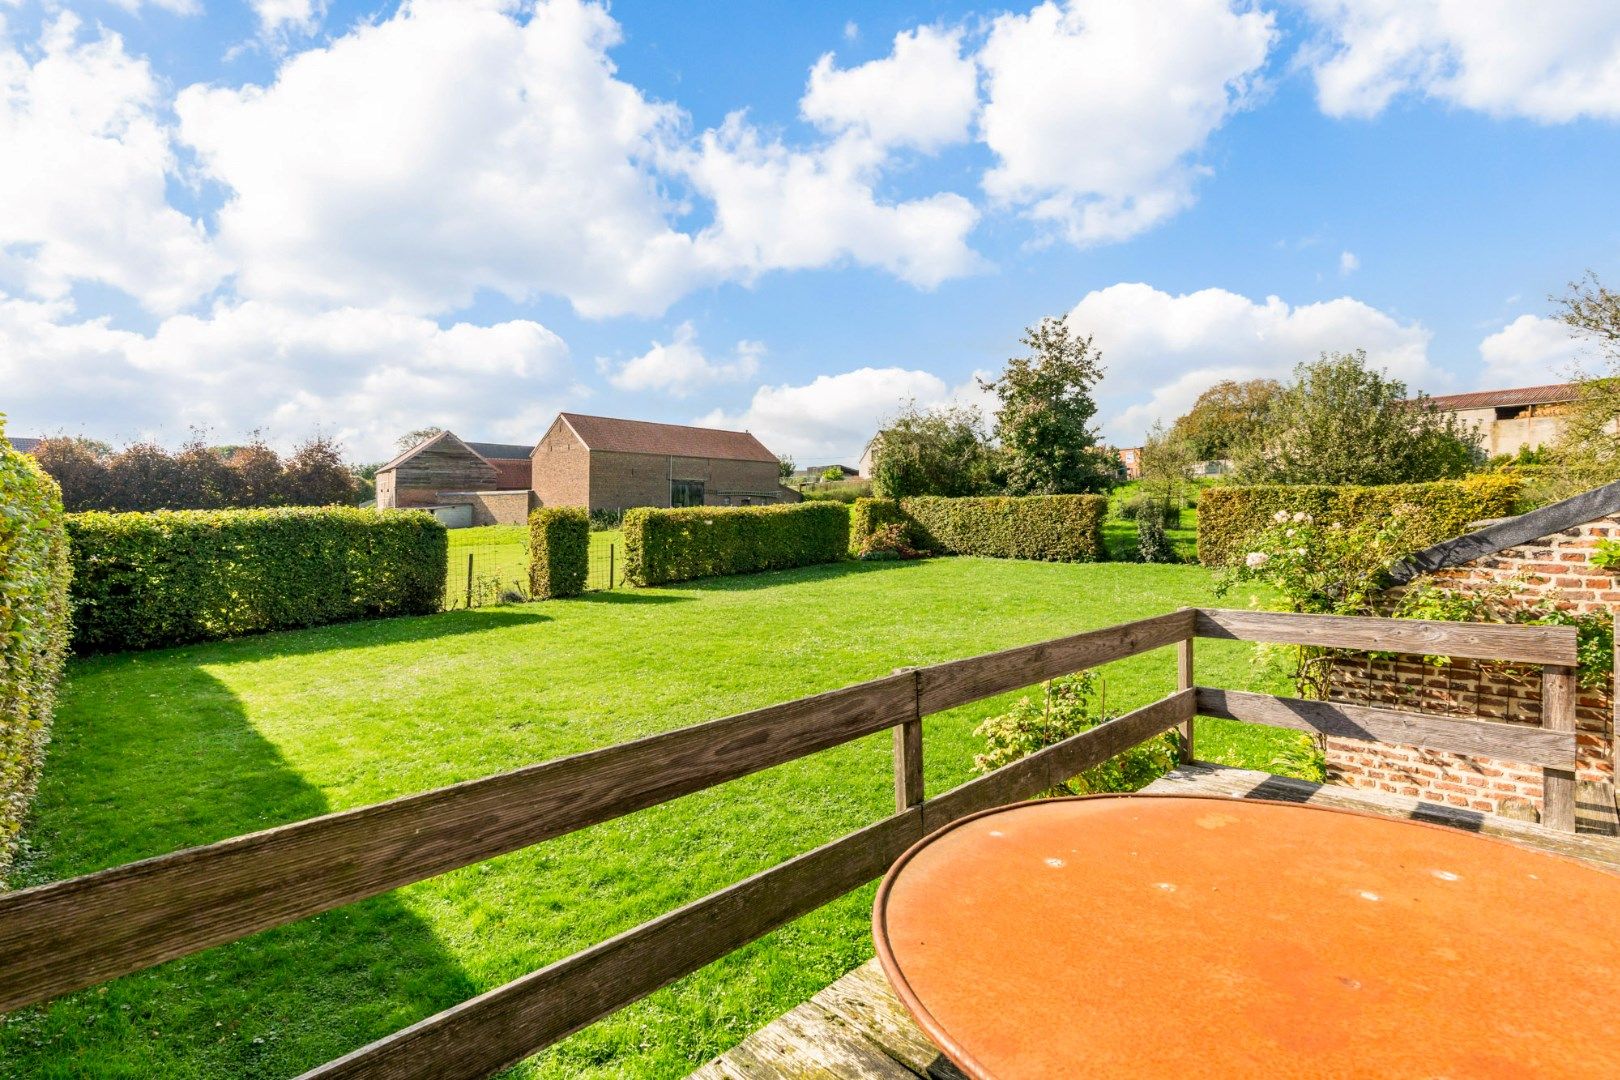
873,795,1620,1079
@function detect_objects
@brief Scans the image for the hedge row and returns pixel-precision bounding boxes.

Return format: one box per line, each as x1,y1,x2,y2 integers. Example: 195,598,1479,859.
623,502,850,586
851,494,1108,562
0,430,72,883
1197,475,1522,566
529,507,588,599
66,507,448,653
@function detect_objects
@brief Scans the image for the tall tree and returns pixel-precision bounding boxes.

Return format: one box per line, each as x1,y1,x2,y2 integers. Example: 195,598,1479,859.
1231,350,1480,485
870,403,996,499
396,426,445,452
30,436,111,511
981,315,1113,495
282,435,360,506
1169,378,1282,461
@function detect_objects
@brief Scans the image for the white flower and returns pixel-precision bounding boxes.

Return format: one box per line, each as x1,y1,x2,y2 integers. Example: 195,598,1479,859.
1294,547,1308,556
1245,551,1270,569
1285,528,1296,538
1292,511,1310,524
1272,511,1290,524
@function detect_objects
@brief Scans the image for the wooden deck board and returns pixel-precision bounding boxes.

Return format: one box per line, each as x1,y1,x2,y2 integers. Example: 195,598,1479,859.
688,763,1620,1078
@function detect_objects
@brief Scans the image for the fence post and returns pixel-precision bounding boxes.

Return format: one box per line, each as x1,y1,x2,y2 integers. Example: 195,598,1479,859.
609,544,615,590
892,667,924,813
1542,664,1577,831
465,552,474,610
1177,616,1195,764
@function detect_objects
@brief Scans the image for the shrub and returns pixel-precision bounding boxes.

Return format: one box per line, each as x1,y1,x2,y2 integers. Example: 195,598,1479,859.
0,427,72,882
588,508,624,531
66,507,446,653
857,523,924,561
901,494,1107,562
850,497,910,553
973,673,1178,795
1197,475,1520,566
529,507,589,599
800,479,873,503
1136,516,1172,564
623,502,851,586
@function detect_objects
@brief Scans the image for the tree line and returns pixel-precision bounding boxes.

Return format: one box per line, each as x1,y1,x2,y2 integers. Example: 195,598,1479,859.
28,434,364,513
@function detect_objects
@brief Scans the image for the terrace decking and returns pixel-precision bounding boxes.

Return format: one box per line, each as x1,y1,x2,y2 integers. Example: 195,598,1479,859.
689,761,1620,1080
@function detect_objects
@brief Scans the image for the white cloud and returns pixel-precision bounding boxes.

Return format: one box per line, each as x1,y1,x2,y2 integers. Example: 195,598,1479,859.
601,321,762,396
105,0,200,14
1300,1,1620,121
0,292,575,459
1065,282,1436,443
176,0,982,319
0,15,225,313
1477,314,1587,387
977,0,1275,246
1339,250,1359,275
801,26,978,154
251,0,325,37
698,366,991,463
683,114,980,290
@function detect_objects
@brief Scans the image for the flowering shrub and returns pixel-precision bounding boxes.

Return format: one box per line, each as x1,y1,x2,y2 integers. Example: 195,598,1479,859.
856,522,925,561
1217,508,1421,616
972,672,1179,795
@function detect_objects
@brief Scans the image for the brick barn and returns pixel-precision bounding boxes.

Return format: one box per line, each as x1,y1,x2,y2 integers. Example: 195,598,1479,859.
533,413,798,512
375,414,796,525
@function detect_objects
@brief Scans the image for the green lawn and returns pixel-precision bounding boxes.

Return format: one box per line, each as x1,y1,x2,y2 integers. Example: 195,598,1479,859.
1,557,1297,1079
1102,481,1201,562
446,526,624,605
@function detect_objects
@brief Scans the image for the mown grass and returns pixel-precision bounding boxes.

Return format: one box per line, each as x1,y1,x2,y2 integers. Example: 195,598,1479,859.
2,557,1296,1079
446,526,624,604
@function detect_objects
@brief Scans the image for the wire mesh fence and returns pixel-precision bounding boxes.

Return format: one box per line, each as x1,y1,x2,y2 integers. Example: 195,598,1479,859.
444,526,624,609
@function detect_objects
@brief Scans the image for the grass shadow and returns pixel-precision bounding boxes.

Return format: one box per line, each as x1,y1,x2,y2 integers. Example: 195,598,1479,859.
0,661,475,1078
670,557,929,593
570,590,694,605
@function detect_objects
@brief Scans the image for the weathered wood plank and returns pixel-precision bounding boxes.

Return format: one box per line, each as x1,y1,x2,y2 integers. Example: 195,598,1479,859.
1144,764,1620,868
1389,479,1620,583
1196,687,1577,769
813,961,967,1080
1576,781,1618,838
916,610,1194,716
921,690,1194,833
1194,608,1577,666
725,1002,920,1080
303,810,925,1080
0,673,916,1015
1542,666,1578,832
892,669,923,813
1176,632,1195,763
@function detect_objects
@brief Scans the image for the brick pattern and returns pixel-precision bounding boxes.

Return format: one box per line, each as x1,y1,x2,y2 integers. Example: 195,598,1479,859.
435,490,536,526
1324,516,1617,821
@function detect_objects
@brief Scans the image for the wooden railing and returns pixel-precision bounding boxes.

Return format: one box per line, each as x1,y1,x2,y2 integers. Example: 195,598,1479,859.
0,607,1579,1078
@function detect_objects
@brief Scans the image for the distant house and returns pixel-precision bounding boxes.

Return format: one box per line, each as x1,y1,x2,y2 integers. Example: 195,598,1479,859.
6,437,41,454
857,436,881,478
792,464,858,484
374,431,537,527
1115,446,1142,480
534,413,798,511
1418,382,1587,457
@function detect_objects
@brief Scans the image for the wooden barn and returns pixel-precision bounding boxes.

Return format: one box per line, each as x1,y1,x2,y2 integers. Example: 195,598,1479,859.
375,432,537,527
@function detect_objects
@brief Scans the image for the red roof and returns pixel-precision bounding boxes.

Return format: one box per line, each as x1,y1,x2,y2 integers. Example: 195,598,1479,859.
1417,382,1579,411
557,413,777,463
489,458,531,490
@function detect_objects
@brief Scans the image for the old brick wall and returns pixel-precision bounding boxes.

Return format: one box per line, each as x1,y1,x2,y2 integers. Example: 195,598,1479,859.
532,420,590,509
436,490,536,526
1324,514,1616,819
590,450,670,510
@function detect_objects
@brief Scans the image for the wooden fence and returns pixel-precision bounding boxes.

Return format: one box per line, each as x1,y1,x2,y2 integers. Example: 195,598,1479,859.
0,608,1579,1079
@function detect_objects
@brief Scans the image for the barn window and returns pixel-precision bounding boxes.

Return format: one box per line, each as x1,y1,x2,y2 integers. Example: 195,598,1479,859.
672,479,705,507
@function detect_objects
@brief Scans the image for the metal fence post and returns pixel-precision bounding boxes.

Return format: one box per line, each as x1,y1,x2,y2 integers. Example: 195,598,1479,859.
465,552,474,610
609,544,615,590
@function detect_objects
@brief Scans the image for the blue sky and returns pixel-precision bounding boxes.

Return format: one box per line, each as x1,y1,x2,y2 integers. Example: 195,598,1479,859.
2,0,1618,464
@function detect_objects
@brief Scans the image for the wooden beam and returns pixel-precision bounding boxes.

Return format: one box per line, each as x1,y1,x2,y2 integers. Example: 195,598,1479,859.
1196,687,1577,769
891,669,923,813
916,610,1195,716
1389,479,1620,583
1541,666,1578,832
303,810,926,1080
1176,627,1195,764
0,673,916,1015
921,690,1195,832
1194,608,1577,667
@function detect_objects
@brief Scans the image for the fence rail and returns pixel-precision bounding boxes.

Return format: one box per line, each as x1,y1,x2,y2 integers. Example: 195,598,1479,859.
0,607,1581,1078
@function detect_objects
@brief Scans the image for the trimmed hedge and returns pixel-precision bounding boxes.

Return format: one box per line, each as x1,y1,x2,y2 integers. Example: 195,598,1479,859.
529,507,588,599
623,502,851,586
849,497,908,554
898,495,1108,562
66,507,447,653
1197,475,1522,566
0,428,72,882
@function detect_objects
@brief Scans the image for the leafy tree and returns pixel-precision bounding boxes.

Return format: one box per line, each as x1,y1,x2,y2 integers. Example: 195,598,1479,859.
282,435,360,506
776,453,795,482
105,442,184,512
227,436,285,507
30,436,111,511
1138,422,1196,513
1538,273,1620,500
821,466,845,483
870,402,996,499
1169,378,1282,461
1231,350,1481,485
172,432,240,509
396,426,445,452
981,315,1114,494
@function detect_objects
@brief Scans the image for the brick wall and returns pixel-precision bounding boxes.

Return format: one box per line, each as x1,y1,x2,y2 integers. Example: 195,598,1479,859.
532,420,590,509
435,490,536,526
1324,514,1616,820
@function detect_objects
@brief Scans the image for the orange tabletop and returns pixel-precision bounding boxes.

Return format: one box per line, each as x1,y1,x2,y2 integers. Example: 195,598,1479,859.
873,795,1620,1079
